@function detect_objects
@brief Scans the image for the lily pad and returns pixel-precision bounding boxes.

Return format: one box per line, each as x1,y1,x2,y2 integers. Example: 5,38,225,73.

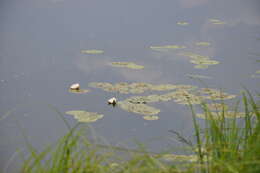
194,65,209,69
69,89,90,94
209,19,226,25
196,111,246,120
143,115,159,120
195,42,211,46
179,52,210,60
81,49,104,54
110,62,144,69
190,59,219,65
198,88,236,100
150,45,186,52
162,154,198,162
88,82,179,94
204,103,228,111
177,21,189,26
118,101,160,115
186,74,212,79
66,110,104,123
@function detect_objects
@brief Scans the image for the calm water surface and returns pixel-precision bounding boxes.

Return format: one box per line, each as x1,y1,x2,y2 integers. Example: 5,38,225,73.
0,0,260,171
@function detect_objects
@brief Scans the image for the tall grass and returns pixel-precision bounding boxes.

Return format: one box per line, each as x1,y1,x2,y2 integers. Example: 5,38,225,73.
21,91,260,173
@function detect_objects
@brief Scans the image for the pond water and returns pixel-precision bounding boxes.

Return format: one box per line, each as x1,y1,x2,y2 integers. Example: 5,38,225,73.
0,0,259,171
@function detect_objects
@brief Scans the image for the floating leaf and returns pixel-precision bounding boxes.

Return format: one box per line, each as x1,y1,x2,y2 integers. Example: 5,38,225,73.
190,59,219,65
209,19,226,25
66,110,104,123
179,52,210,60
256,70,260,74
186,74,212,79
177,21,189,26
162,154,198,162
143,115,159,120
195,42,211,46
81,49,104,54
89,82,178,94
194,65,209,69
198,88,236,100
150,45,186,52
69,89,90,94
118,101,160,115
196,111,246,120
204,103,228,111
110,62,144,69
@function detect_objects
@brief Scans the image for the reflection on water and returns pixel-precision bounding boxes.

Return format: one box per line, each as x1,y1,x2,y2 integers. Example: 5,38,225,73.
0,0,260,171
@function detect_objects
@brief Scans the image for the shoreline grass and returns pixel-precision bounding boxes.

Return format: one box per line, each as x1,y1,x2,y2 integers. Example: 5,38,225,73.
21,91,260,173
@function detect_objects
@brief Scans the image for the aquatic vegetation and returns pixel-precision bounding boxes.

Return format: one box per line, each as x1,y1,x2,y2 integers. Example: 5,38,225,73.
66,110,104,123
186,74,212,79
209,19,226,24
69,89,90,94
80,49,104,54
150,45,186,52
110,62,144,69
118,101,160,115
190,59,219,65
143,115,159,120
179,52,219,69
177,21,189,26
196,111,246,120
251,70,260,78
198,88,236,100
256,70,260,74
162,154,198,162
88,82,179,94
179,52,210,60
205,103,228,111
195,42,211,46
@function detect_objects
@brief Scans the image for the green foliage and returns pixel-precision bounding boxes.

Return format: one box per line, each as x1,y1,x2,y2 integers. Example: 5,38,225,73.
21,91,260,173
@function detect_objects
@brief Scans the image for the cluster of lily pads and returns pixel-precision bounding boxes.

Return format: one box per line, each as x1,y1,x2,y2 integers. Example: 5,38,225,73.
66,110,104,123
179,52,219,69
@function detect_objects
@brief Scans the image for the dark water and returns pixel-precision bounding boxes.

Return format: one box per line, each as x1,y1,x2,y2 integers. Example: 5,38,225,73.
0,0,260,171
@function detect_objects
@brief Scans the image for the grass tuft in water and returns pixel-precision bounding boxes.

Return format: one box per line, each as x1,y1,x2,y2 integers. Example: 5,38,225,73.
21,91,260,173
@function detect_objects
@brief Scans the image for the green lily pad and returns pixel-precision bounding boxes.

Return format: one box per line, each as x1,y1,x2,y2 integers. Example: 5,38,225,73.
190,59,219,65
179,52,210,60
196,111,246,120
110,62,144,69
186,74,212,79
209,19,226,25
198,88,236,100
66,110,104,123
81,49,104,54
162,154,198,162
143,115,159,120
204,103,228,111
69,89,90,94
118,101,160,115
177,21,189,26
89,82,179,94
150,45,186,52
195,42,211,46
256,70,260,74
194,65,209,69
